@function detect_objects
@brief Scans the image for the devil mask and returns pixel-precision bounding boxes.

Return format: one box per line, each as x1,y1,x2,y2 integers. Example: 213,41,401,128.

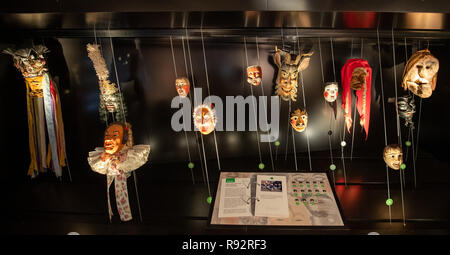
402,49,439,98
247,65,262,86
193,105,216,135
274,46,313,101
341,59,372,139
383,144,403,170
175,77,190,97
4,45,49,97
324,82,339,102
290,108,308,132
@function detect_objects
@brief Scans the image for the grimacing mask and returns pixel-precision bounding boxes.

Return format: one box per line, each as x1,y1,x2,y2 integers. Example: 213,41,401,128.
274,46,313,101
324,82,339,102
175,77,190,97
193,105,216,135
350,67,368,91
402,49,439,98
104,124,125,155
383,144,403,170
290,108,308,132
246,65,262,86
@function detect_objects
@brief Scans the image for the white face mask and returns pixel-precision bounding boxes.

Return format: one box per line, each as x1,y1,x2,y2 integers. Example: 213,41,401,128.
324,83,339,102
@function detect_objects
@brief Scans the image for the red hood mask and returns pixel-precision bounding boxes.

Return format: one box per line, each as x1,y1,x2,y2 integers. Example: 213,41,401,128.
341,59,372,139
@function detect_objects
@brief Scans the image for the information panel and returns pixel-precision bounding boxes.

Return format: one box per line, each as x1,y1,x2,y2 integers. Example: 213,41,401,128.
210,172,344,226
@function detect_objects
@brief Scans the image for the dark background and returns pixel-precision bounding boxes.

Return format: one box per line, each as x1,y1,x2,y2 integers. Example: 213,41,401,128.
0,5,449,234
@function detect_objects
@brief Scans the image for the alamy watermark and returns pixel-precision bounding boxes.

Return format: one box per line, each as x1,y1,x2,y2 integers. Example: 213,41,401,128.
171,88,280,142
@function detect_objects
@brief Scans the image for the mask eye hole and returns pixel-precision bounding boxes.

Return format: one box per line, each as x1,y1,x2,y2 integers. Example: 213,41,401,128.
301,115,307,120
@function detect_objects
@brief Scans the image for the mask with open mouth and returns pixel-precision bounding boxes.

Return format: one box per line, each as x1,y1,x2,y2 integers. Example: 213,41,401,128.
290,108,308,132
383,144,403,170
193,104,216,135
273,46,313,101
175,77,190,97
402,49,439,98
104,123,126,154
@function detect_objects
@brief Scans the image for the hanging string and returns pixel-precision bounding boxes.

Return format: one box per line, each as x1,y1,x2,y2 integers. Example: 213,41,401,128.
392,28,407,227
377,26,393,224
331,37,347,186
256,36,275,171
350,38,360,161
200,15,222,171
290,38,299,171
170,36,195,184
319,38,335,186
330,37,337,82
185,27,208,187
296,30,312,171
284,100,291,161
290,100,298,171
108,24,143,223
415,39,423,162
244,36,263,168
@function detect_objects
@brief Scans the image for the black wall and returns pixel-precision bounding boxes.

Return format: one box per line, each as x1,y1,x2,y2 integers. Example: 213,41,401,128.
1,34,449,183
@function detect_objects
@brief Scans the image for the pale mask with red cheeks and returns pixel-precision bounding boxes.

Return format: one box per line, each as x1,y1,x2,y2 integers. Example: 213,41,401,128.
324,82,339,102
246,65,262,86
104,124,125,155
175,77,190,98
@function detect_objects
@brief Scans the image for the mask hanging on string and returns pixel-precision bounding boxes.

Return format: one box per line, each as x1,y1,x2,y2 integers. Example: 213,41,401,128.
273,46,313,101
87,122,150,221
193,104,216,135
86,43,127,122
388,95,416,129
175,77,190,97
402,49,439,98
246,65,262,86
324,82,338,119
341,59,372,139
383,144,403,170
290,108,308,132
4,45,67,178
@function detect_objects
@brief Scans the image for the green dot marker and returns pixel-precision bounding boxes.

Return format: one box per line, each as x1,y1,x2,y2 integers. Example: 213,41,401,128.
206,196,212,204
274,141,280,147
294,193,298,197
293,184,297,187
400,163,406,170
259,163,265,170
296,202,300,206
386,198,393,206
188,162,194,169
330,164,336,171
405,141,412,147
270,176,274,180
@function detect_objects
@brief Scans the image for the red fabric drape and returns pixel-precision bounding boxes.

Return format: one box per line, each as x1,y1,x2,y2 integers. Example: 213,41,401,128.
341,59,372,139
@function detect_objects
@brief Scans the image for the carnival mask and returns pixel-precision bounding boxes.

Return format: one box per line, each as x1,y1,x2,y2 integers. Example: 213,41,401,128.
247,65,262,86
274,46,314,101
324,82,339,102
290,108,308,132
4,45,49,97
193,105,216,135
397,95,416,129
402,49,439,98
175,77,190,97
383,144,403,170
104,123,127,154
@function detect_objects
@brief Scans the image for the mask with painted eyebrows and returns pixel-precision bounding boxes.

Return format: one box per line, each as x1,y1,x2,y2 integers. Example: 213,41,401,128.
383,144,403,170
104,124,125,154
175,77,190,97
